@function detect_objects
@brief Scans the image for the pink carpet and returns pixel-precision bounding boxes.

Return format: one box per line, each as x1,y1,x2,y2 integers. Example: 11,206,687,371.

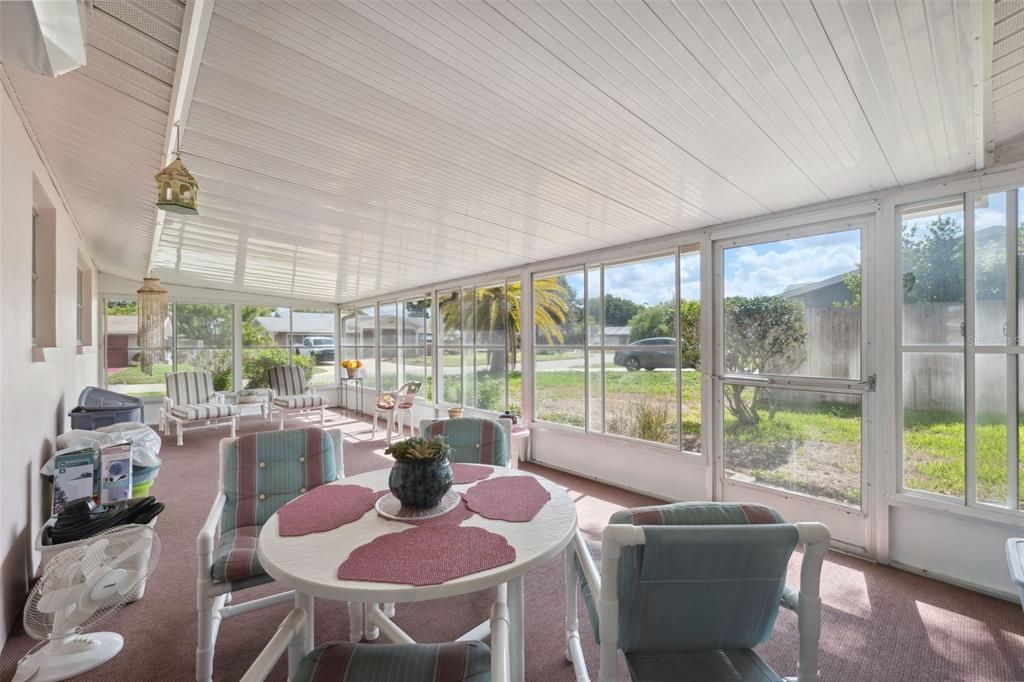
1,410,1023,681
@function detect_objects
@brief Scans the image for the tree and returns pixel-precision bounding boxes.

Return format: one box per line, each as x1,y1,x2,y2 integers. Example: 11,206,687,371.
440,279,570,373
106,300,137,315
901,215,964,303
626,300,701,367
603,294,643,326
241,305,274,346
723,296,806,425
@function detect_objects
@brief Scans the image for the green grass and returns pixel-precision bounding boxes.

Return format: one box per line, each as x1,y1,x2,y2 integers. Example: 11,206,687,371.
107,363,180,384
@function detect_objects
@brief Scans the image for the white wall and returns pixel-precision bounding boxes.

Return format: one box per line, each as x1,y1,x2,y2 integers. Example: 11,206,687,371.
0,84,98,647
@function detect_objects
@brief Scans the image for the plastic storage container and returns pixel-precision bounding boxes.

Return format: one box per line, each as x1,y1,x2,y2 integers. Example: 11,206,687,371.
68,387,143,430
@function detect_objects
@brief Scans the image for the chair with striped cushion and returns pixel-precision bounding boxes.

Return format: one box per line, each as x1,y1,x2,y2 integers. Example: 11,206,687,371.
565,502,831,682
267,365,326,430
239,600,509,682
161,370,240,446
418,417,511,467
373,381,422,443
196,427,343,682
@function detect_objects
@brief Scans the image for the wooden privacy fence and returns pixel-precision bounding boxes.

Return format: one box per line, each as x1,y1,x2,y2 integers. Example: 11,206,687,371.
783,302,1012,413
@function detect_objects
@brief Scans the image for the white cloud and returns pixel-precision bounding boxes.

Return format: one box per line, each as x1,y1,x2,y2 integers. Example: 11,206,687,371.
723,230,860,297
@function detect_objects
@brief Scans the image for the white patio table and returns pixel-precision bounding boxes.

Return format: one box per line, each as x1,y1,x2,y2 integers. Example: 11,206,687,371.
258,465,577,682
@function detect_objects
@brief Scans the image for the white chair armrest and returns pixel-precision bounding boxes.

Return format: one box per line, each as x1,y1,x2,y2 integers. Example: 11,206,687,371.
163,395,175,411
573,529,602,598
240,608,308,682
212,392,231,405
197,492,227,558
268,388,278,401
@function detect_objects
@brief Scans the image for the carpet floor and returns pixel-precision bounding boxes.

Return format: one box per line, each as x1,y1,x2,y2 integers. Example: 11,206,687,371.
3,410,1024,681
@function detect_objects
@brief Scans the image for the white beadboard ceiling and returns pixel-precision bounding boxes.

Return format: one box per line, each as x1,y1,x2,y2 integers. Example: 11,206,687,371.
4,0,183,280
7,1,1014,303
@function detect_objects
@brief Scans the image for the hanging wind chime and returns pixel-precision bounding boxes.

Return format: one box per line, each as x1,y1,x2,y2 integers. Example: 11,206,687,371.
137,277,167,375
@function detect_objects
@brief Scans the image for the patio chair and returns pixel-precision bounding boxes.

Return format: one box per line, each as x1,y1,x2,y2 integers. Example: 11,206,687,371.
565,501,831,682
161,370,239,446
267,365,326,430
1005,538,1024,611
239,600,508,682
196,427,343,682
419,417,512,467
373,381,421,443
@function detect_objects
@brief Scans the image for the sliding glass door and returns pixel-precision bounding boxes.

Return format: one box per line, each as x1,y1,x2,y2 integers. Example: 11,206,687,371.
713,218,875,549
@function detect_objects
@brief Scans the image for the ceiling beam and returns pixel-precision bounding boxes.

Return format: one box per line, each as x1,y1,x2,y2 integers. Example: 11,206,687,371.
147,0,214,276
974,0,995,170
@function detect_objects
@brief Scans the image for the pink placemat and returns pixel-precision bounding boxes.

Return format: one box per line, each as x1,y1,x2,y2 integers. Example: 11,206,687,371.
277,484,381,536
337,526,515,585
464,476,551,522
451,463,493,484
403,493,475,527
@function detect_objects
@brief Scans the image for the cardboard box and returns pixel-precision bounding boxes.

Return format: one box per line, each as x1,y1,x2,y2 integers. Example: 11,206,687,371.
99,441,133,504
52,448,97,515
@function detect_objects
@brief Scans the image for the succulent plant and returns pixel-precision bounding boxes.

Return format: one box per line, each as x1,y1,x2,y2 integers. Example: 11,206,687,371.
385,436,451,462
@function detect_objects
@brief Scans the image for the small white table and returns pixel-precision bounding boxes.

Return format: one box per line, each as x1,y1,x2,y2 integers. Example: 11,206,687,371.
258,466,577,682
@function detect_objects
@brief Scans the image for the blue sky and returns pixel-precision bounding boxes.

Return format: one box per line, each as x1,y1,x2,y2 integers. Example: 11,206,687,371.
724,229,861,298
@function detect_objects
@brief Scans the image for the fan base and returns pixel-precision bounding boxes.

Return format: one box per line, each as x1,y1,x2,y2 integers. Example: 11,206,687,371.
15,632,123,682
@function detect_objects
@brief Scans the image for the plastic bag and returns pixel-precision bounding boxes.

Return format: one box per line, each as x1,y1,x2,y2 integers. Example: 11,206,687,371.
44,421,162,475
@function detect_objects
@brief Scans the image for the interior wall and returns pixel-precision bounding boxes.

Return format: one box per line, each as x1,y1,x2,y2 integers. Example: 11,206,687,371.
0,84,98,647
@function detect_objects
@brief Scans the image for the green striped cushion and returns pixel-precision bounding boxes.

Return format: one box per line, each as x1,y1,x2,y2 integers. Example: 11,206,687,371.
166,371,215,405
220,427,337,533
296,641,490,682
419,418,510,466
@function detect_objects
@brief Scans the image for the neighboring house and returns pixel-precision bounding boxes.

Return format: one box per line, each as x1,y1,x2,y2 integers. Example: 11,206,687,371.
105,315,172,369
339,310,430,346
781,273,856,309
255,309,335,346
604,326,632,344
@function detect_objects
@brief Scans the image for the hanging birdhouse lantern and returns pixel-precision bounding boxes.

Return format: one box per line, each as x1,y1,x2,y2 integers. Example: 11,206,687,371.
154,125,199,214
137,277,168,375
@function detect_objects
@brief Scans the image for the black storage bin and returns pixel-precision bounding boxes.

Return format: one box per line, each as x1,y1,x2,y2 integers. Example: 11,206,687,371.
69,387,144,430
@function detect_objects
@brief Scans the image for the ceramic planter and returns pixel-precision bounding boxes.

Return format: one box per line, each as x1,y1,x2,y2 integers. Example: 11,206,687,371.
388,457,453,509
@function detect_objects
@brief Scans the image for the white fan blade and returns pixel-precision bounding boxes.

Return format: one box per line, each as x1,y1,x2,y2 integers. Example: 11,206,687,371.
110,536,152,566
36,583,86,614
79,539,110,577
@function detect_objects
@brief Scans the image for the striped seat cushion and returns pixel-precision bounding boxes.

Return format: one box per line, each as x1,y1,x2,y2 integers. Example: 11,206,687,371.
420,418,510,466
211,525,266,583
170,403,239,420
267,365,308,396
274,394,325,409
166,371,216,405
220,428,338,533
579,502,796,652
295,640,490,682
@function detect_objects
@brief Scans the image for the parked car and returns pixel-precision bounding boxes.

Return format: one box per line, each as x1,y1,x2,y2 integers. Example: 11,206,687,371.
295,336,335,363
613,337,678,371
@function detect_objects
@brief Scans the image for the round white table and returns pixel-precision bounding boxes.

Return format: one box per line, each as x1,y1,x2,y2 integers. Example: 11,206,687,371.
258,466,577,682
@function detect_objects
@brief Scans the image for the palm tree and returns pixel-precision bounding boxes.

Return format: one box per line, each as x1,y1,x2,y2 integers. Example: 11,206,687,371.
440,278,570,372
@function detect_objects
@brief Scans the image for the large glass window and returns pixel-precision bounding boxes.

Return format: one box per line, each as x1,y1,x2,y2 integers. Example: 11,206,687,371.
900,190,1024,510
900,200,966,501
533,251,702,451
356,305,377,389
297,307,337,386
104,298,169,398
175,303,234,391
242,305,292,388
401,295,432,400
438,283,518,413
534,270,585,427
599,254,679,447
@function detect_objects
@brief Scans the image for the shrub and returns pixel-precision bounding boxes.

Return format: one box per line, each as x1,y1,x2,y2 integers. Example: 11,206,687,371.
186,349,233,391
475,375,504,410
243,349,314,388
608,399,674,443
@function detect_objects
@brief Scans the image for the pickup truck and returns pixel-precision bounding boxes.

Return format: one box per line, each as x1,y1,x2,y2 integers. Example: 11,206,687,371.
294,336,335,363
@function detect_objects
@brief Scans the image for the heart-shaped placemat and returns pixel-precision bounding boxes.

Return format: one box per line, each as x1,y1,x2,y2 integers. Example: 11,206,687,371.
277,484,381,536
451,463,494,484
337,526,515,585
464,476,551,522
